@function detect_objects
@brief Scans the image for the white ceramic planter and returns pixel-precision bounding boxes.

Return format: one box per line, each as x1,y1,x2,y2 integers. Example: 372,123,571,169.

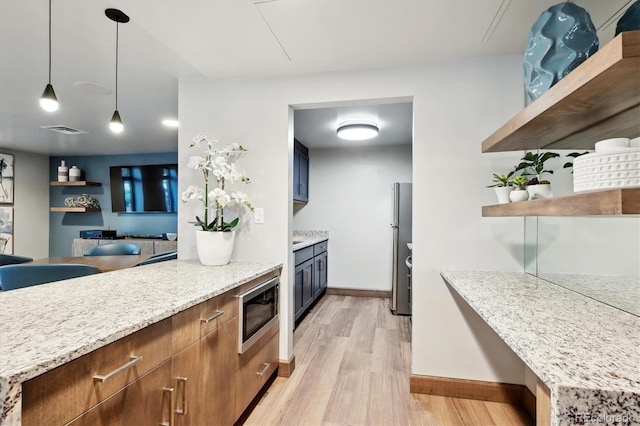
196,230,235,266
509,189,529,202
526,184,553,200
494,186,513,204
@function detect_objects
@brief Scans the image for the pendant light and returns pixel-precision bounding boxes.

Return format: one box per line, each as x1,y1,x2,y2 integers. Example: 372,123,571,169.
39,0,59,112
106,8,129,134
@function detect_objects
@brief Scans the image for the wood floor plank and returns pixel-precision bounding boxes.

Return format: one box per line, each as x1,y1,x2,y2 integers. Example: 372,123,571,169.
243,295,532,426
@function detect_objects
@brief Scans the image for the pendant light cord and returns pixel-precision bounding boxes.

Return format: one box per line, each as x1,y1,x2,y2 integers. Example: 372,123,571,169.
115,22,119,109
48,0,52,84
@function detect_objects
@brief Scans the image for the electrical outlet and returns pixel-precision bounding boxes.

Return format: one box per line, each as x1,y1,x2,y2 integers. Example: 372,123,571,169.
254,208,264,224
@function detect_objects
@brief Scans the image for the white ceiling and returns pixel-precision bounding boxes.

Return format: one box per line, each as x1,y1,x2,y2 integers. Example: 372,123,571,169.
0,0,633,156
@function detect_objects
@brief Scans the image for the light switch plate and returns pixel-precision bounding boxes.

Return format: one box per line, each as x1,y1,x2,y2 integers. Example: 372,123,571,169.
254,207,264,224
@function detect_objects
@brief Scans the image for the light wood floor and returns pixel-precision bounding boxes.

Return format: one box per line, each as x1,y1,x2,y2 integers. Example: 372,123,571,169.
243,295,533,426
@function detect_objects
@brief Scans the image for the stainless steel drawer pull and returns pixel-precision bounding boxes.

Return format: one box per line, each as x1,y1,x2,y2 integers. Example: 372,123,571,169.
256,362,271,377
161,387,175,426
201,310,224,323
93,355,142,382
175,377,188,415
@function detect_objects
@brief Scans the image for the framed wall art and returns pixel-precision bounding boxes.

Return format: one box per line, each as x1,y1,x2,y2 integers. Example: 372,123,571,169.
0,153,14,204
0,206,13,254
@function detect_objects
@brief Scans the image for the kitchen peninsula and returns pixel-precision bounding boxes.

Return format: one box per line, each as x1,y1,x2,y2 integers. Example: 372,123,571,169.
0,260,282,425
441,270,640,425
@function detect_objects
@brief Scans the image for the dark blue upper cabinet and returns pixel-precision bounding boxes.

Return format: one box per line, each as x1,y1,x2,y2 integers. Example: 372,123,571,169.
293,139,309,203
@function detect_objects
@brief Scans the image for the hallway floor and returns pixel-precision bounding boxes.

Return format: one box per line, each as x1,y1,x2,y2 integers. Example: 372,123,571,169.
244,295,532,425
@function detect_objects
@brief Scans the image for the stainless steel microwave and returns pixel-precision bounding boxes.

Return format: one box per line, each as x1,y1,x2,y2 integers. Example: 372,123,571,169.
238,277,279,354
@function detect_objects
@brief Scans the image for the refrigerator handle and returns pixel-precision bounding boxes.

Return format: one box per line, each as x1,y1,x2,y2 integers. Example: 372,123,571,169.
391,183,399,227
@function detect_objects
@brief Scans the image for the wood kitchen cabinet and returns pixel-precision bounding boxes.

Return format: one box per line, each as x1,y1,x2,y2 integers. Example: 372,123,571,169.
172,319,237,426
22,270,280,426
293,139,309,204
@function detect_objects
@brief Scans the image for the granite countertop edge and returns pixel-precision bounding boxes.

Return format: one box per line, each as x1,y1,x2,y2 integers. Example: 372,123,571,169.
0,260,282,385
439,269,640,424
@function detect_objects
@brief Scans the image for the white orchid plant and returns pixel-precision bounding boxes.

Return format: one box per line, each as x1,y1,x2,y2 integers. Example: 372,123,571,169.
182,133,253,232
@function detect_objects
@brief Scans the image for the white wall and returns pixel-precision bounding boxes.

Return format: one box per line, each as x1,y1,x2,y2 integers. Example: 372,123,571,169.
293,145,412,291
178,55,527,383
3,148,49,259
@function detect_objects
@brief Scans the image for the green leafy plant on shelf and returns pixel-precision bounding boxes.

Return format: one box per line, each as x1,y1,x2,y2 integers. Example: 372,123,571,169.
486,171,515,188
512,175,528,190
515,151,560,185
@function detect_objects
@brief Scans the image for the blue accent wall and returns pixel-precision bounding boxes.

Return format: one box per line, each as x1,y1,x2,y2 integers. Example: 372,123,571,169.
49,153,178,256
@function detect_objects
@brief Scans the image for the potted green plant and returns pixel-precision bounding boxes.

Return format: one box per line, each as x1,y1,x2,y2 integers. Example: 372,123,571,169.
182,133,254,266
487,171,515,204
509,175,529,202
515,151,560,199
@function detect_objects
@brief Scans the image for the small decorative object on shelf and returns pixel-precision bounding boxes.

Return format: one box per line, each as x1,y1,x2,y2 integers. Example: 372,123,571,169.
509,176,529,202
616,1,640,35
572,138,640,193
57,160,68,182
76,194,100,209
182,133,254,266
515,151,559,199
486,171,515,204
64,196,76,207
523,2,598,102
69,166,81,181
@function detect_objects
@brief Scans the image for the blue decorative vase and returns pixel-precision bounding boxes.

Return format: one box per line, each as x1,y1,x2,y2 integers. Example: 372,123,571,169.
523,2,599,102
616,1,640,35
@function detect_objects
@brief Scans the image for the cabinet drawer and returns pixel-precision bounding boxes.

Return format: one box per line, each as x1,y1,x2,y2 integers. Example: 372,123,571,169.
294,246,314,265
234,332,279,420
67,360,173,426
22,318,172,426
171,291,237,354
313,240,328,255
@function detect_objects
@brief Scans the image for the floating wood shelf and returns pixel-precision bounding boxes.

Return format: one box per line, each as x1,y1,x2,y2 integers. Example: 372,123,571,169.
482,188,640,217
50,207,101,213
482,31,640,153
50,181,101,186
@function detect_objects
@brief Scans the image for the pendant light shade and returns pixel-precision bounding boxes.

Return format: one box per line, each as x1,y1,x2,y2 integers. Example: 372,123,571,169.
106,8,129,134
39,83,59,112
109,110,124,133
40,0,58,112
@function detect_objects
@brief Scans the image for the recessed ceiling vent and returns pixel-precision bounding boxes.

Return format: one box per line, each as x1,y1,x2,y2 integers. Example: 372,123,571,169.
41,125,88,135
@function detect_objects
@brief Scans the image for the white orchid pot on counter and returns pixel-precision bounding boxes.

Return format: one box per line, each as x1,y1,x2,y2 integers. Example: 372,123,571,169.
182,133,254,266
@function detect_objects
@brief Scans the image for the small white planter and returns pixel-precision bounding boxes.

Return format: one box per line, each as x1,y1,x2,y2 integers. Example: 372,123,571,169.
526,184,553,200
196,230,236,266
494,186,513,204
509,189,529,202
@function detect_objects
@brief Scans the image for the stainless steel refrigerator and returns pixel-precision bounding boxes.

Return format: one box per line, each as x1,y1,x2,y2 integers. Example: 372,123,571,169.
390,182,412,316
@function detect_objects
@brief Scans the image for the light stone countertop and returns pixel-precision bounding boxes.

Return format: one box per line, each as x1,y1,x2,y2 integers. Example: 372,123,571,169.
292,230,328,251
0,260,282,425
440,269,640,426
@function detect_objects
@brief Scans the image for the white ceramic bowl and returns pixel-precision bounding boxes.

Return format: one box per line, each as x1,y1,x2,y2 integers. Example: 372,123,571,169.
166,233,177,241
594,137,629,153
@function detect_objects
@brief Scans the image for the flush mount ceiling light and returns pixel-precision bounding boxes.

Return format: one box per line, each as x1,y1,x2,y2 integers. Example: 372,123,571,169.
39,0,58,112
106,8,129,134
336,120,379,141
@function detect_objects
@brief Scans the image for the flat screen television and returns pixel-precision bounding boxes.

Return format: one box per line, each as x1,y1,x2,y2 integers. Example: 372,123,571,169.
110,164,178,213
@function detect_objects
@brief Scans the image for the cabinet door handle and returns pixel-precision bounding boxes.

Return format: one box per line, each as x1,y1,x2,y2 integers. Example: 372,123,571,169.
319,259,325,271
303,270,309,285
201,310,224,324
256,362,271,377
161,387,175,426
175,377,188,415
93,355,142,382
